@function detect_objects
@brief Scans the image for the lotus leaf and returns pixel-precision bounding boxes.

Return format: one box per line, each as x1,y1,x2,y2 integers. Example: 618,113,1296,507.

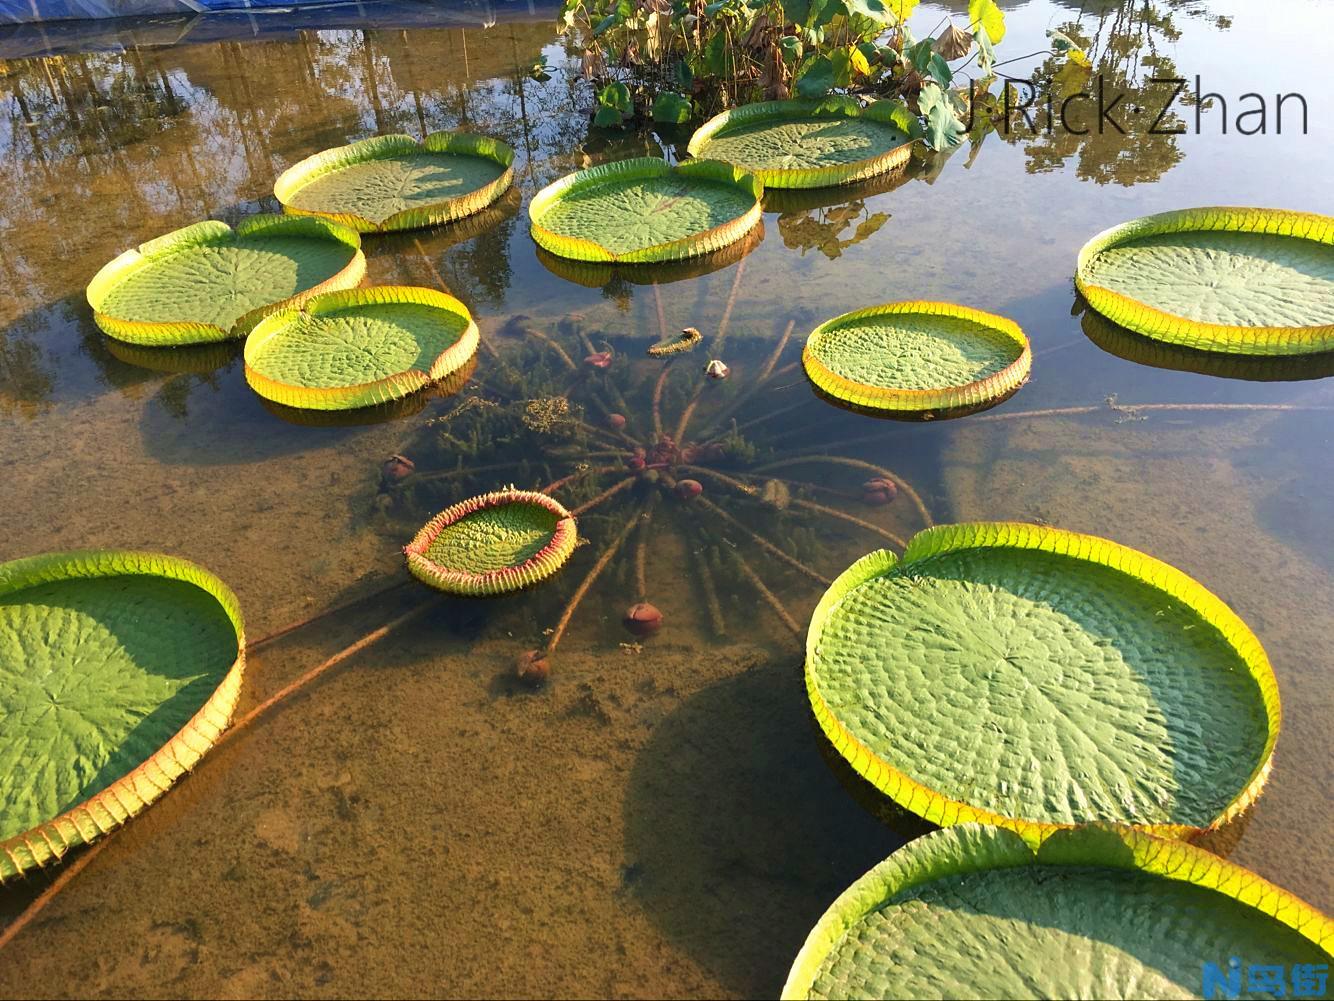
803,301,1030,415
688,100,915,189
806,523,1279,841
529,158,763,263
405,489,578,596
87,215,365,346
274,132,515,233
783,824,1332,1000
0,550,244,882
1076,207,1334,356
243,286,479,411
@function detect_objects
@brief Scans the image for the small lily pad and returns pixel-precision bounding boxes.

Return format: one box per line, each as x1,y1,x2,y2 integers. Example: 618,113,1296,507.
806,523,1280,840
274,132,515,233
688,99,915,189
784,824,1332,1000
1076,206,1334,356
0,550,244,882
87,215,365,346
244,286,479,412
529,157,763,263
404,489,578,596
803,301,1030,417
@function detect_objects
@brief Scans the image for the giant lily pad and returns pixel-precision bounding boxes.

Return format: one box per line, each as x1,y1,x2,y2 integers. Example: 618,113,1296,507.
274,132,515,233
0,550,244,882
806,523,1279,840
404,489,578,596
244,286,479,411
87,215,365,346
687,99,914,189
803,301,1030,417
1076,207,1334,356
783,824,1333,1000
529,158,763,263
1081,307,1334,382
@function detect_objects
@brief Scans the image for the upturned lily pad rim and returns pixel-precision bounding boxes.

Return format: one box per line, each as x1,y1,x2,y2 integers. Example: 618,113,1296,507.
243,285,480,412
533,220,763,288
273,131,516,233
0,550,245,884
85,214,366,346
806,522,1281,845
802,301,1032,414
404,488,578,597
1075,206,1334,356
686,98,916,189
528,157,764,264
781,823,1334,1000
1080,306,1334,383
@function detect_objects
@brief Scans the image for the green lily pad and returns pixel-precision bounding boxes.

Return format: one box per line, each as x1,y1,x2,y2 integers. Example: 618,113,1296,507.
529,158,763,263
405,489,579,596
784,824,1333,1000
244,286,478,411
1081,307,1334,383
803,301,1030,417
0,550,244,882
806,523,1279,840
1076,207,1334,356
688,100,914,189
274,132,515,233
87,215,365,346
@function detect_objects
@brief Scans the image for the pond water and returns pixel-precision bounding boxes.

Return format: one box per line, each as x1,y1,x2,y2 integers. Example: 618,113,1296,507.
1,1,1331,996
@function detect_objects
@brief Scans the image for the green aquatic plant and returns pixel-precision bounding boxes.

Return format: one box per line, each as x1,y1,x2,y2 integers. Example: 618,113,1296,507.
404,488,580,596
376,283,932,674
686,98,914,189
806,522,1281,843
243,286,479,412
1076,207,1334,357
782,824,1333,999
273,132,516,233
0,550,244,883
802,301,1030,417
529,158,764,263
558,0,1020,150
86,215,365,346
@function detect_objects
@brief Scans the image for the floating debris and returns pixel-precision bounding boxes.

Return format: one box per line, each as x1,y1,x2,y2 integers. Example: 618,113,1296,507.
648,326,703,357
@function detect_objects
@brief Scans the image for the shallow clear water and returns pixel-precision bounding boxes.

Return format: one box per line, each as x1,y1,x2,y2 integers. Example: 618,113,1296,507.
1,1,1331,996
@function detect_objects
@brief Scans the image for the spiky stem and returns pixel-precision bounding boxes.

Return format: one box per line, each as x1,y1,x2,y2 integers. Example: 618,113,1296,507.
753,456,933,528
652,362,673,438
790,498,907,549
652,282,668,342
251,580,412,649
570,476,637,516
518,322,577,370
0,838,111,951
726,395,818,438
416,461,530,483
730,549,802,635
225,600,438,741
541,464,619,495
695,495,830,585
689,525,727,638
699,322,798,439
977,401,1334,422
546,509,641,655
633,499,655,601
713,257,746,355
677,464,757,497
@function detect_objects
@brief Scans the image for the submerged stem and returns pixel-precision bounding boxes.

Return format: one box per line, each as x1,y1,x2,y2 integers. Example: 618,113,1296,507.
570,476,637,517
695,495,830,585
546,510,641,655
753,455,933,528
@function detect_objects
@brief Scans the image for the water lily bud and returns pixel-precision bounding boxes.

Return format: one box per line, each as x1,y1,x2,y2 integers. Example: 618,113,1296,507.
624,602,663,637
704,359,730,380
516,649,550,688
675,478,703,501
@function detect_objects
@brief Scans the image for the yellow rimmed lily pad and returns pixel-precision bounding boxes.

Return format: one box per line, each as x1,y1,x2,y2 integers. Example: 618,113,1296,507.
404,489,578,596
783,824,1332,1000
87,215,365,346
243,286,479,412
529,157,763,264
687,99,915,189
274,131,515,233
806,523,1280,844
0,550,245,883
803,301,1031,417
1076,206,1334,356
